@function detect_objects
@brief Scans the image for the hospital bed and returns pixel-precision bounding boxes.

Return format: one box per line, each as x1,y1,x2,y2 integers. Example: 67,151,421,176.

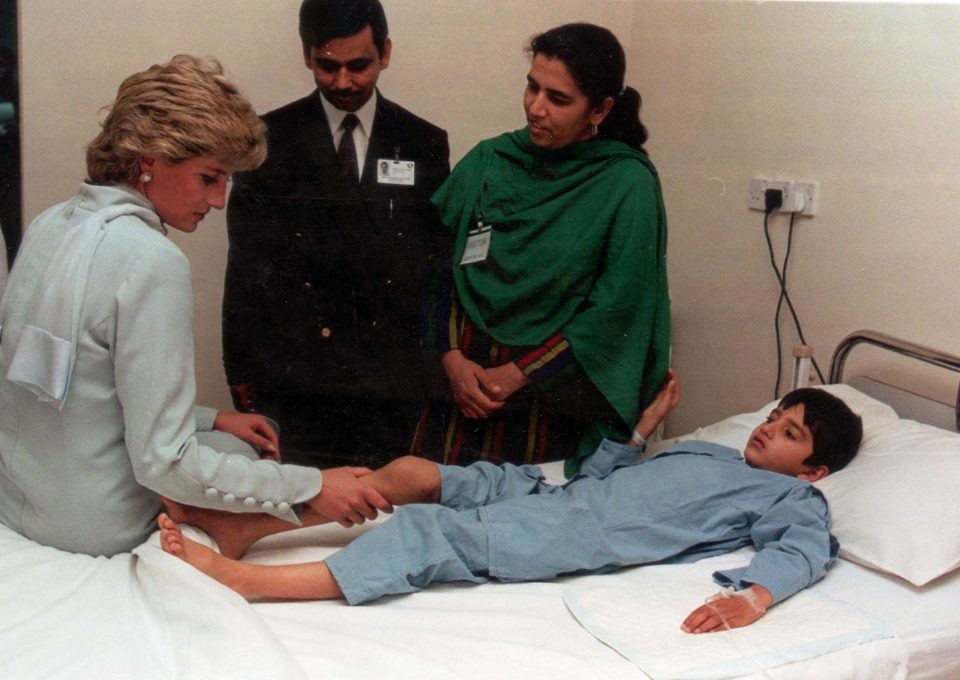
2,330,959,679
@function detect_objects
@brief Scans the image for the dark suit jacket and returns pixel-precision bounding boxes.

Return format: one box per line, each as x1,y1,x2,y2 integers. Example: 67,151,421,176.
223,90,450,404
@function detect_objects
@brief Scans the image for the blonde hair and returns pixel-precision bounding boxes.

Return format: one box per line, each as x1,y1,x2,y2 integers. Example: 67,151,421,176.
86,55,266,185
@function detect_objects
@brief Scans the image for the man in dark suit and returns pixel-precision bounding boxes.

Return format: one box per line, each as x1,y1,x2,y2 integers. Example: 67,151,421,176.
223,0,450,469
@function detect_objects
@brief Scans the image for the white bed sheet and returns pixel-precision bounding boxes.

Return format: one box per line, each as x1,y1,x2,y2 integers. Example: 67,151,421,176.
809,553,960,679
2,511,929,680
244,525,913,679
0,521,305,680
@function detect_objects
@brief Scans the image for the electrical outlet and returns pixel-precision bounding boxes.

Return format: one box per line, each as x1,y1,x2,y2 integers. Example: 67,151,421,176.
748,178,769,210
748,177,819,216
774,181,806,213
792,181,819,216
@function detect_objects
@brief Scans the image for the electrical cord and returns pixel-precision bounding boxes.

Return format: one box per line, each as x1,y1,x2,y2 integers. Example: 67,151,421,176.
775,214,796,393
764,210,784,398
763,191,826,398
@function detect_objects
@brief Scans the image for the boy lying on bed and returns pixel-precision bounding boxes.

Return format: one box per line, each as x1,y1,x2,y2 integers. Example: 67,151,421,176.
158,373,862,633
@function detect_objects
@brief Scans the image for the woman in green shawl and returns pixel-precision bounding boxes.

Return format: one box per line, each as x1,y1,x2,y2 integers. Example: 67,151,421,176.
412,24,670,475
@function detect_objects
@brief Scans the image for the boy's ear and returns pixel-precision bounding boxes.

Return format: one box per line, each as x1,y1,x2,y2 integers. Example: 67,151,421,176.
797,465,829,482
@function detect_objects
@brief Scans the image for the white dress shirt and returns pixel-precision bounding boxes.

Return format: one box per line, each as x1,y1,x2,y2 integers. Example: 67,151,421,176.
321,90,378,180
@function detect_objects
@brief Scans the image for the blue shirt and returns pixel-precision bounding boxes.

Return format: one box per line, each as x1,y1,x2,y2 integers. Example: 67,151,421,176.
476,440,837,603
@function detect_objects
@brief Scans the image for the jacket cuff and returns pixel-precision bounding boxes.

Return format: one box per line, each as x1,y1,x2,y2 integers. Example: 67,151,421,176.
195,405,219,432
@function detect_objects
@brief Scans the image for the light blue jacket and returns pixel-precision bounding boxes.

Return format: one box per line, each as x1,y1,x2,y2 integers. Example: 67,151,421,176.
0,184,321,556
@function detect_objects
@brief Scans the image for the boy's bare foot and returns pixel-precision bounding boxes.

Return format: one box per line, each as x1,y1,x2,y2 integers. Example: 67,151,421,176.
159,513,345,601
158,513,251,594
161,498,300,559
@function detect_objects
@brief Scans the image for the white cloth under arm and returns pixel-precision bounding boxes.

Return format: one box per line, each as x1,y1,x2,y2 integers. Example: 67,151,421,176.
0,184,321,556
4,201,159,408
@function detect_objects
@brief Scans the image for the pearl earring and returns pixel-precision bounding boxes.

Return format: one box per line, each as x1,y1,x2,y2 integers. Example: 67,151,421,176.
140,172,153,184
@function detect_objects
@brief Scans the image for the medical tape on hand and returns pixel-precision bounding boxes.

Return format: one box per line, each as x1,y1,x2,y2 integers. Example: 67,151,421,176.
707,585,768,614
704,587,774,680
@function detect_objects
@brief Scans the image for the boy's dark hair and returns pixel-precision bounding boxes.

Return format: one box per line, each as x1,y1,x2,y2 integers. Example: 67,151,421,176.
779,388,863,473
299,0,389,56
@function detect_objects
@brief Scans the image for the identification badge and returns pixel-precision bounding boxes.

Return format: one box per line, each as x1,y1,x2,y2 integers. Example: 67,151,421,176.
460,215,492,265
377,159,415,186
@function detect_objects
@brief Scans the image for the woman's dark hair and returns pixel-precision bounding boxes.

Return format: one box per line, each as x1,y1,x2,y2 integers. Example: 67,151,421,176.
528,23,648,152
779,388,863,473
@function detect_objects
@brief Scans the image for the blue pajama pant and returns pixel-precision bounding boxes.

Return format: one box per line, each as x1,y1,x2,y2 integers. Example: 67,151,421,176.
325,459,627,605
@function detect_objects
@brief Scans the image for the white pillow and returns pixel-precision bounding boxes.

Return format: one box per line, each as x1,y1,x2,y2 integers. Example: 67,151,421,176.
670,384,960,586
816,418,960,586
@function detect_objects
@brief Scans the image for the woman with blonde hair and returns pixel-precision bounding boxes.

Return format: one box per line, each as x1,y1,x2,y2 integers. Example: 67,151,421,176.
0,55,388,557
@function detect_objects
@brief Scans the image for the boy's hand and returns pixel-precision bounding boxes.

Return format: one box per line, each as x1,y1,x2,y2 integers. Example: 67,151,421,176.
632,370,680,442
681,584,772,633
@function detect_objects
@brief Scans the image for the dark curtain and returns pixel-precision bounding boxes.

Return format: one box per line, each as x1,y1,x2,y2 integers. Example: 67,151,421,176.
0,0,21,269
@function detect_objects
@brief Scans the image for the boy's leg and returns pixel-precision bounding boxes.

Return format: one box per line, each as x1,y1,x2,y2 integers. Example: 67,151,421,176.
370,456,551,510
324,504,490,604
360,455,441,505
160,503,490,605
439,461,552,510
163,484,616,604
159,514,344,600
162,456,443,558
161,500,311,559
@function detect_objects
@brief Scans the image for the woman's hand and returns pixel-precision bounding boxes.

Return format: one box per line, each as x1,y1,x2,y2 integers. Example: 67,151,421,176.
212,412,280,460
482,362,531,402
442,350,505,419
306,467,394,528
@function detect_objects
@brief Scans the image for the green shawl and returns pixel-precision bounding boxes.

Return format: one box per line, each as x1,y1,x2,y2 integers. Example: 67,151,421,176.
432,129,670,449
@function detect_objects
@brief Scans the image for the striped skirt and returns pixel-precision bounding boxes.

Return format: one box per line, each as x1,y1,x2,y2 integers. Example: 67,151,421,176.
410,321,615,466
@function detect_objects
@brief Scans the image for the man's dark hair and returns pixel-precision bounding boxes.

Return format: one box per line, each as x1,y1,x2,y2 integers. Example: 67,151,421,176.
299,0,389,56
779,388,863,473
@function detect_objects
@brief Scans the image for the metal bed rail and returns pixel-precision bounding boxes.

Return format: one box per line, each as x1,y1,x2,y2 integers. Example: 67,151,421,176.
829,330,960,432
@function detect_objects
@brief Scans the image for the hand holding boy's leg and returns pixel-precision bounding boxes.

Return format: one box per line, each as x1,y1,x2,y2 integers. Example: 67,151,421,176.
160,456,441,559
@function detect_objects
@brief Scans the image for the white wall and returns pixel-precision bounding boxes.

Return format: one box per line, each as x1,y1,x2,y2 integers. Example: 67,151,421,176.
17,1,960,434
18,0,635,413
631,1,960,433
